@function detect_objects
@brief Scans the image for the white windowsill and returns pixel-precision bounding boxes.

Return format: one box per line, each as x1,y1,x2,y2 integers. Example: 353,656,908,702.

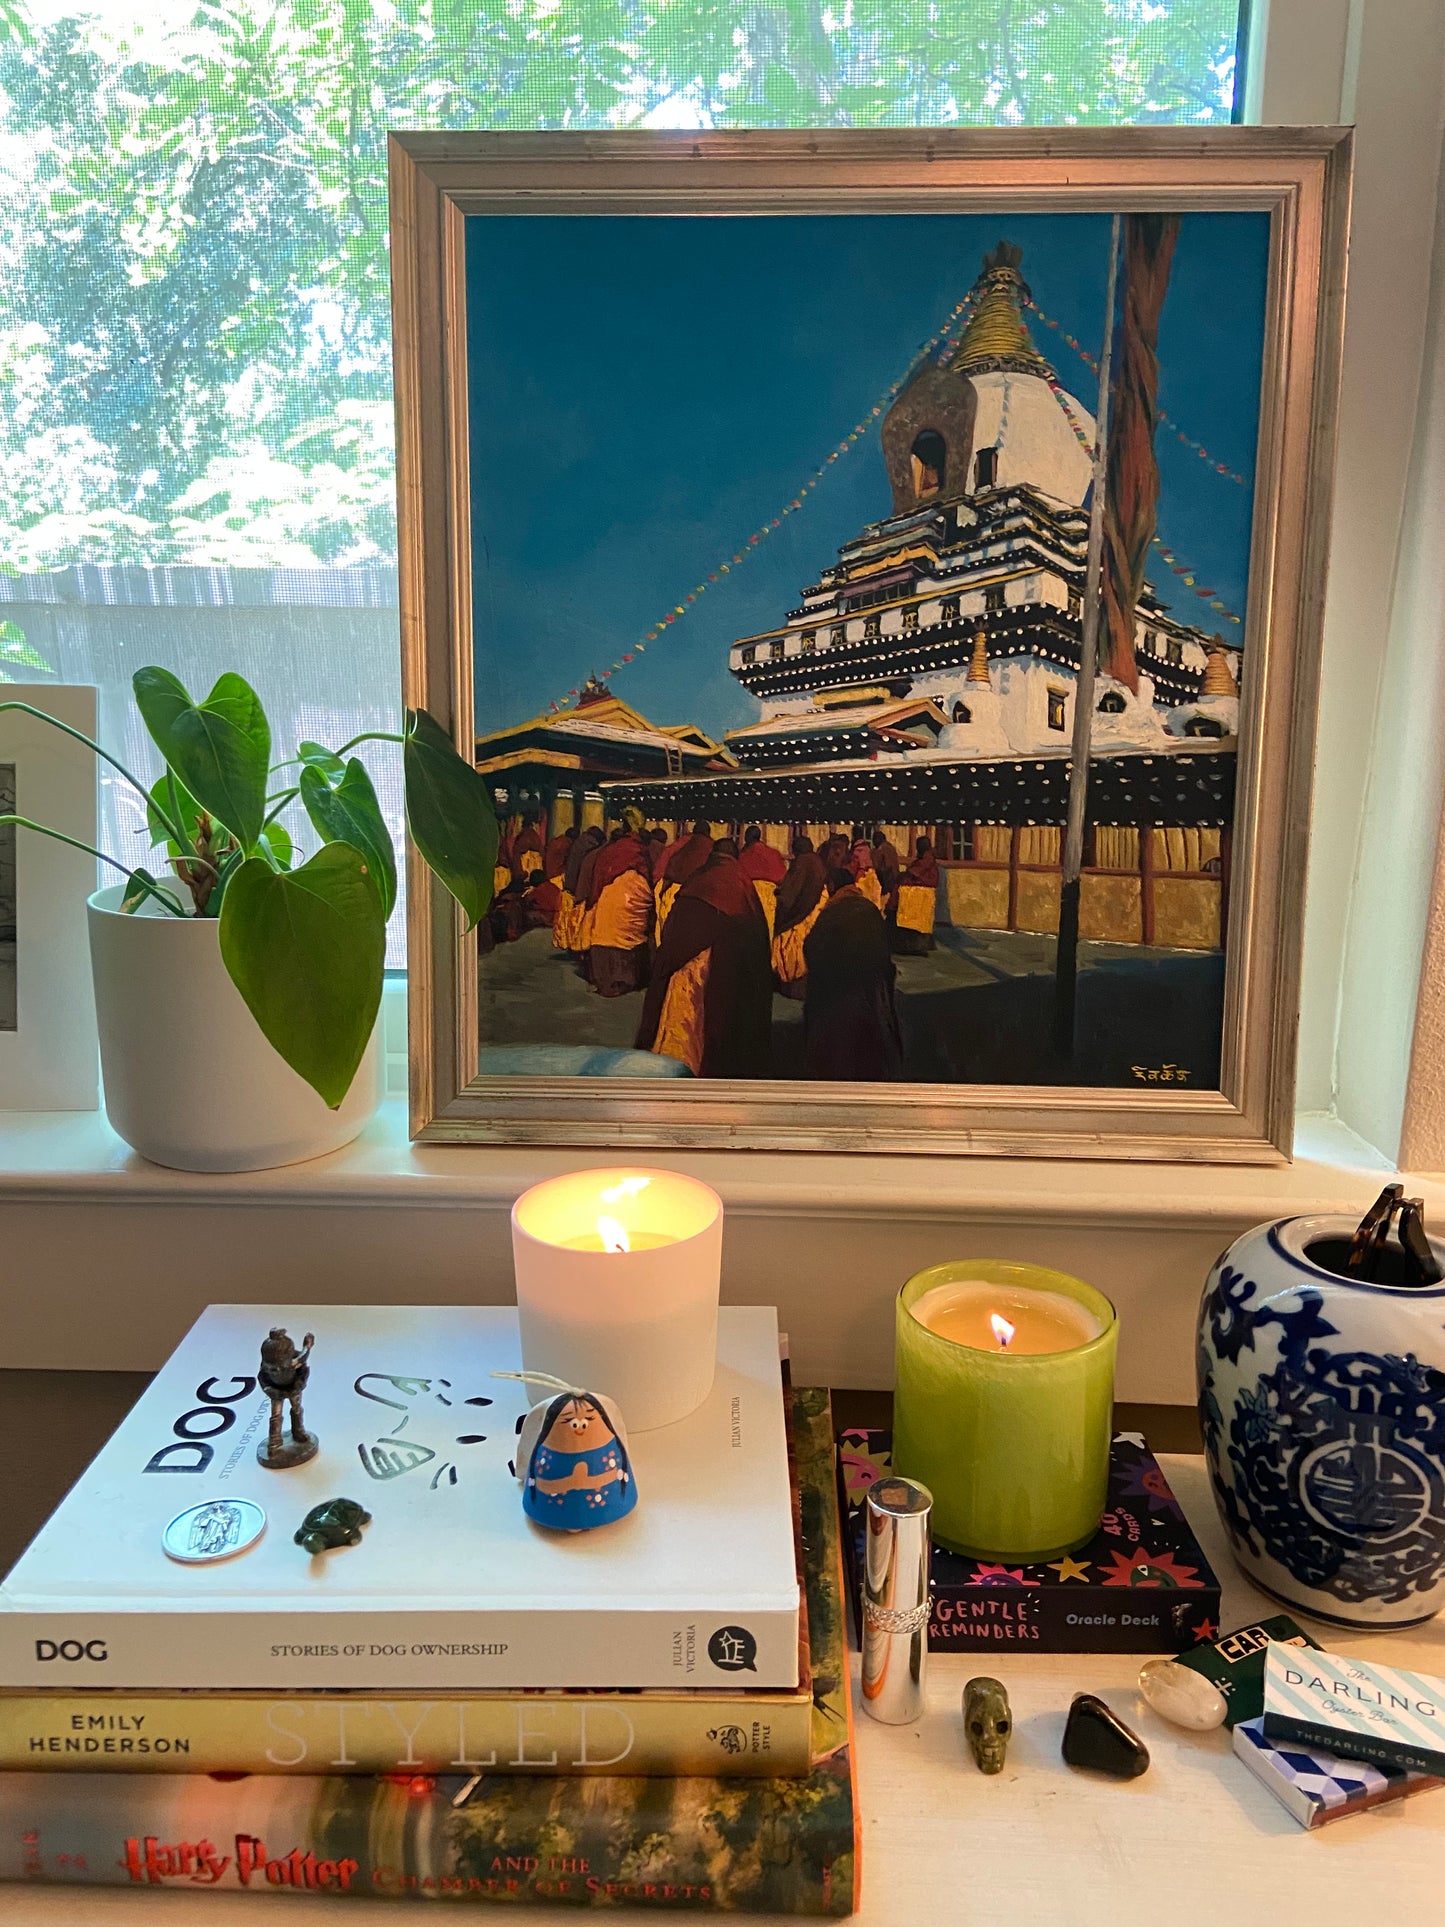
0,1099,1421,1229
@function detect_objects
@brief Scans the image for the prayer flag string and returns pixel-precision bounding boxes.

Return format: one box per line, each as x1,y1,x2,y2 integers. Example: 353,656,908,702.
544,291,977,712
1036,347,1243,629
1023,295,1254,489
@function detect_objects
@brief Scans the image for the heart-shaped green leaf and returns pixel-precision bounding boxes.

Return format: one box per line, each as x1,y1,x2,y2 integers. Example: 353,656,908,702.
218,843,385,1109
133,667,270,854
297,741,347,779
403,707,498,930
299,758,396,919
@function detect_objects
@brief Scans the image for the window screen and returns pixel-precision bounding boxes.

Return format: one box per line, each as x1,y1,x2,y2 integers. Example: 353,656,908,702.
0,1,1246,954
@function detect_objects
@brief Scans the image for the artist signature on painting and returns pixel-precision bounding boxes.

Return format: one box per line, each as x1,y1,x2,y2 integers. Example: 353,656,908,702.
1131,1064,1192,1085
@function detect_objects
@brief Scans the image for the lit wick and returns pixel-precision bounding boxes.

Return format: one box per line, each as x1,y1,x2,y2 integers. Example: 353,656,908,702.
597,1215,631,1254
990,1313,1016,1351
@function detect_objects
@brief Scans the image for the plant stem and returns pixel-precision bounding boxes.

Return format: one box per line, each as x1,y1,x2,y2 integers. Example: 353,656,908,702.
0,815,186,914
334,730,404,757
263,787,299,827
0,701,194,852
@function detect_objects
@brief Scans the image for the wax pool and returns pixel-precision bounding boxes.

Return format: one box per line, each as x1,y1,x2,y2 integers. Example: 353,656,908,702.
909,1280,1103,1354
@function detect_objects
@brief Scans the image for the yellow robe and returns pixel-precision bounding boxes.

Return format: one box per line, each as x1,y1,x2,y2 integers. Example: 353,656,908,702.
771,893,827,987
655,879,680,946
652,949,711,1076
592,869,653,952
751,878,779,940
896,882,937,938
855,869,884,913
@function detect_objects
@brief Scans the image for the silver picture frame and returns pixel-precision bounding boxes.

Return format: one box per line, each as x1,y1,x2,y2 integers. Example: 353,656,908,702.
391,127,1351,1162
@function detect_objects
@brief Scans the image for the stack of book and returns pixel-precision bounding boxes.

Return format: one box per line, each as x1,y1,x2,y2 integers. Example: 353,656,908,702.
0,1304,857,1913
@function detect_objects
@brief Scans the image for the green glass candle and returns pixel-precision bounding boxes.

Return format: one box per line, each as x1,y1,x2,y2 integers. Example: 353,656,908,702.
892,1260,1117,1560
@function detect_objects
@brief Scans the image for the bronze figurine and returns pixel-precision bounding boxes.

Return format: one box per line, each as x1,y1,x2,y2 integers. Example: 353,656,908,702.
963,1677,1012,1773
257,1327,319,1469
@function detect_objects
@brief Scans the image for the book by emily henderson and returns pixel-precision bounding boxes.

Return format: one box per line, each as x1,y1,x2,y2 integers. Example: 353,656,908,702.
1261,1644,1445,1778
0,1384,830,1781
0,1390,858,1916
0,1304,799,1692
839,1429,1220,1653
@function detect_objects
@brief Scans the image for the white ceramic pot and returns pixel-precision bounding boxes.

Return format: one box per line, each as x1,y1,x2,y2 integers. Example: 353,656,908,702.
87,883,382,1172
1198,1212,1445,1628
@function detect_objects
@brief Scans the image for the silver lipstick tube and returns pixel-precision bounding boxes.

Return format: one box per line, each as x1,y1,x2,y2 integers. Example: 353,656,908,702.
860,1475,933,1725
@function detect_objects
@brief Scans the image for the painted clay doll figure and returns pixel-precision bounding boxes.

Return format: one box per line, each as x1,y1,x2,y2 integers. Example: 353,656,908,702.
520,1390,637,1533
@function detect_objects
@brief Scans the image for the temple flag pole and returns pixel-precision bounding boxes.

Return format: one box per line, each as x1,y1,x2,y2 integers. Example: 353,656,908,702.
1053,213,1122,1064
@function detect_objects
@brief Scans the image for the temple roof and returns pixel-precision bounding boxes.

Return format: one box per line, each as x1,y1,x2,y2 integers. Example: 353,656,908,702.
951,242,1056,380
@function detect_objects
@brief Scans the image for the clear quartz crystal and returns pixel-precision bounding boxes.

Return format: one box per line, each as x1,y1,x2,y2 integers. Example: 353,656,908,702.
1138,1658,1228,1731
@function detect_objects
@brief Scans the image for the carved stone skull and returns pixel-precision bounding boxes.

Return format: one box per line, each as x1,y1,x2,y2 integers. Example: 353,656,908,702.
963,1676,1011,1773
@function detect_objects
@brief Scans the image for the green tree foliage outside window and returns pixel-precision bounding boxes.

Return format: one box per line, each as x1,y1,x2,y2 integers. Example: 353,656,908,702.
0,1,1243,576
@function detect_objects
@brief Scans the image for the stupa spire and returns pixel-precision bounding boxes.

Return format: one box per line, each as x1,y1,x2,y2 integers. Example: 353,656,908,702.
952,242,1055,380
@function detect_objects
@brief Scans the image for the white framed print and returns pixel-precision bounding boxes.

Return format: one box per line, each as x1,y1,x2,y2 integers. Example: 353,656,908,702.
0,685,99,1110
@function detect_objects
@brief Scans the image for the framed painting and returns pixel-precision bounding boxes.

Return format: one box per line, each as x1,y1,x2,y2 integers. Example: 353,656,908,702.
391,128,1350,1161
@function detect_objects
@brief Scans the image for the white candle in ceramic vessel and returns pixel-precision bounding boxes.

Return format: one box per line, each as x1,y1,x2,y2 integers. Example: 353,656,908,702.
510,1168,723,1431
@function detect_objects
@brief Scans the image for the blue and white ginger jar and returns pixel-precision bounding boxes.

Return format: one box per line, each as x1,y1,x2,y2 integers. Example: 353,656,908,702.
1197,1212,1445,1627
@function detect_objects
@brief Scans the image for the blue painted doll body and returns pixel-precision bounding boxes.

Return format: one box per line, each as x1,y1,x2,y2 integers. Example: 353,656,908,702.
521,1391,637,1532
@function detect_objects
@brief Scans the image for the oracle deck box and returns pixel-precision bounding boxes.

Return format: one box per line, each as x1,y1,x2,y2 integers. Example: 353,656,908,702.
839,1429,1221,1654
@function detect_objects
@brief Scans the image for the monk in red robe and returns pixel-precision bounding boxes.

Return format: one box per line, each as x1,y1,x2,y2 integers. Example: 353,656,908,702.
655,821,714,943
511,816,544,881
555,824,602,954
870,831,902,915
802,868,904,1080
771,835,829,999
636,843,772,1078
737,825,788,937
584,816,654,997
543,825,575,886
894,837,940,954
848,836,884,912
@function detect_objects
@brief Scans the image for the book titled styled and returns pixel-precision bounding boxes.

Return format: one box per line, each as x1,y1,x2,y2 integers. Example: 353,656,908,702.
0,1305,799,1692
1261,1644,1445,1779
839,1429,1220,1653
0,1391,858,1917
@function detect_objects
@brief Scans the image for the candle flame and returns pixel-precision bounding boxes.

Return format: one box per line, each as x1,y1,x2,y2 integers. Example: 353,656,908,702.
597,1215,631,1254
990,1313,1016,1350
600,1175,651,1204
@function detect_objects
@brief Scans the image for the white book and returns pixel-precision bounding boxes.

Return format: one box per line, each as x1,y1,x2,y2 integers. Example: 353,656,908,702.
0,1305,799,1692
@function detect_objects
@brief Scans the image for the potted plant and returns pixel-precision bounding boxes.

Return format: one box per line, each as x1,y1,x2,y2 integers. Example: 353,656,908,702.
1,668,497,1171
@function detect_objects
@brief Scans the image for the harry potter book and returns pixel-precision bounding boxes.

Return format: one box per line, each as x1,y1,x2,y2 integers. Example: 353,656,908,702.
839,1429,1220,1653
0,1304,799,1692
0,1392,858,1916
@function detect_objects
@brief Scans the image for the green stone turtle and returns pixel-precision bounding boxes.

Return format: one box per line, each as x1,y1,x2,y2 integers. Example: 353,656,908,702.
294,1497,372,1556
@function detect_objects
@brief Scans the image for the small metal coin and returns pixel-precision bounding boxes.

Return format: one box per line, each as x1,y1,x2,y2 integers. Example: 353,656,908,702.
162,1498,266,1565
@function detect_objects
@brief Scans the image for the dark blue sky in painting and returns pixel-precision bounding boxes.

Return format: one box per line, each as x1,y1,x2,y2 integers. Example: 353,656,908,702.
466,209,1269,741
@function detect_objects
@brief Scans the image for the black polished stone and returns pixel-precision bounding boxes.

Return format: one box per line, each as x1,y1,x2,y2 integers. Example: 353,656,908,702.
1062,1694,1150,1779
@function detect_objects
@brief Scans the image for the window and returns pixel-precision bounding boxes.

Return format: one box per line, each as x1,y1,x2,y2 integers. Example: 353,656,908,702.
864,614,881,639
800,630,817,655
910,429,947,498
1097,690,1127,714
769,638,785,660
953,701,972,724
1047,688,1068,731
1068,590,1083,621
941,597,960,622
985,583,1006,614
741,645,757,665
1185,716,1227,738
831,624,847,648
0,3,1247,968
974,448,999,490
1166,639,1184,667
902,605,918,631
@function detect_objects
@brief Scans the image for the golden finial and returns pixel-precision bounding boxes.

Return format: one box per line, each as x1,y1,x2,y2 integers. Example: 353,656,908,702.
952,244,1054,378
1202,639,1237,698
967,627,991,685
